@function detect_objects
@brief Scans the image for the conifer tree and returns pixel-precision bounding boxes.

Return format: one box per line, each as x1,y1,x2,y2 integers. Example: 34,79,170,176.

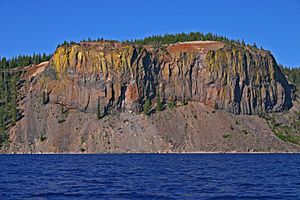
156,91,163,111
96,99,101,119
10,75,17,125
143,99,151,115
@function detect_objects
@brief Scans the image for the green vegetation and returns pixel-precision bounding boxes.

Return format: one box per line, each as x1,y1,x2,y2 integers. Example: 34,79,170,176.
271,124,300,145
40,134,47,142
267,112,300,146
41,90,49,105
128,32,229,45
276,133,300,144
1,53,52,148
57,119,66,124
183,100,188,106
0,70,20,147
278,65,300,145
0,53,52,69
292,111,300,130
96,99,101,119
127,32,259,49
156,91,163,112
143,99,151,115
96,98,107,119
58,105,68,123
223,134,230,139
280,65,300,108
242,130,249,135
0,131,9,148
167,100,176,109
57,41,78,48
281,65,300,87
57,38,118,48
57,32,260,49
80,136,85,145
2,33,300,150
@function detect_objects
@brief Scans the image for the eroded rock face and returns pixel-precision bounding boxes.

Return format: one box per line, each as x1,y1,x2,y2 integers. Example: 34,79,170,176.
3,41,298,153
45,41,292,115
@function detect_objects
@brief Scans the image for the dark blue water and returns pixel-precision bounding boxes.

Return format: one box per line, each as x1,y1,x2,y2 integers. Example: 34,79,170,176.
0,154,300,200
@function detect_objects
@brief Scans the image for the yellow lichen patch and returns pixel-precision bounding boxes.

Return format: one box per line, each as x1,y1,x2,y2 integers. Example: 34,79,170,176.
206,50,215,73
69,45,80,67
76,50,83,69
125,46,134,68
112,52,122,70
268,57,276,81
53,47,69,78
121,54,127,69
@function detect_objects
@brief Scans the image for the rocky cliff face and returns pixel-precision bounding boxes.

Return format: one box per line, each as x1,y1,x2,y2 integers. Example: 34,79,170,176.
4,40,298,153
47,41,292,116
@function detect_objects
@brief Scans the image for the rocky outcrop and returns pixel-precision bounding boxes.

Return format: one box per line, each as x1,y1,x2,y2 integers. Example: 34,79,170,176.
3,40,298,153
46,40,292,116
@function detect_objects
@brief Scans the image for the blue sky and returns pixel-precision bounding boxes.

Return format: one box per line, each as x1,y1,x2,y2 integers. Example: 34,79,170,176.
0,0,299,66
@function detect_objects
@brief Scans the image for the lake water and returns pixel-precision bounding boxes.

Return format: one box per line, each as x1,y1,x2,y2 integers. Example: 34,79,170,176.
0,154,300,199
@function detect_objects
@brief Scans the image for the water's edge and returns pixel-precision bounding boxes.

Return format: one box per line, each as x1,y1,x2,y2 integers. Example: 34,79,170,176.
2,151,300,155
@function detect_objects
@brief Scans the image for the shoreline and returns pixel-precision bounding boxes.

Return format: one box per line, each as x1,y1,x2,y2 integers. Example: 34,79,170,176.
2,151,300,155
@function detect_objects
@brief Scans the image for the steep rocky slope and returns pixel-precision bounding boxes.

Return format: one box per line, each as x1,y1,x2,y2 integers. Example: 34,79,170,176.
49,41,292,115
3,40,300,153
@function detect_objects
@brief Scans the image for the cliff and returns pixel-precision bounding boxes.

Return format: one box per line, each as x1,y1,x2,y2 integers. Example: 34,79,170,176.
48,40,292,115
4,40,300,153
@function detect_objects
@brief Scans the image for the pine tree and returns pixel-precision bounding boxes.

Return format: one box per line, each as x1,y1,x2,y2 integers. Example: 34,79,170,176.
1,57,7,69
143,99,151,115
0,77,8,146
96,99,101,119
0,84,5,132
42,53,47,62
168,99,176,109
241,39,245,46
10,75,17,125
156,91,163,111
41,90,48,104
253,42,257,48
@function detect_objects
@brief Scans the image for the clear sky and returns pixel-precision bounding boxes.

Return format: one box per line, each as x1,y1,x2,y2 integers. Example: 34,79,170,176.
0,0,299,66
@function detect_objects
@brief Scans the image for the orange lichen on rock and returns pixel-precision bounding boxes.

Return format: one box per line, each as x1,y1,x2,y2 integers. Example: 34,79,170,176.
167,41,224,53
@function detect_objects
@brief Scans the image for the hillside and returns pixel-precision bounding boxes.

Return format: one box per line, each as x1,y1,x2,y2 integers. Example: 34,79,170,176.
1,35,300,153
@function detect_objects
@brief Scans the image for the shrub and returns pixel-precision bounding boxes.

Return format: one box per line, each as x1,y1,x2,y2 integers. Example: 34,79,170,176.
183,100,188,106
223,134,230,139
0,131,9,147
156,91,163,111
167,101,176,109
96,100,101,119
41,90,49,105
58,119,66,124
40,134,47,142
143,99,151,115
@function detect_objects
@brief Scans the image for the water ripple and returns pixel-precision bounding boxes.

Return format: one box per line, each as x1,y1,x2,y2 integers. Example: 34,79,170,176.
0,154,300,199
